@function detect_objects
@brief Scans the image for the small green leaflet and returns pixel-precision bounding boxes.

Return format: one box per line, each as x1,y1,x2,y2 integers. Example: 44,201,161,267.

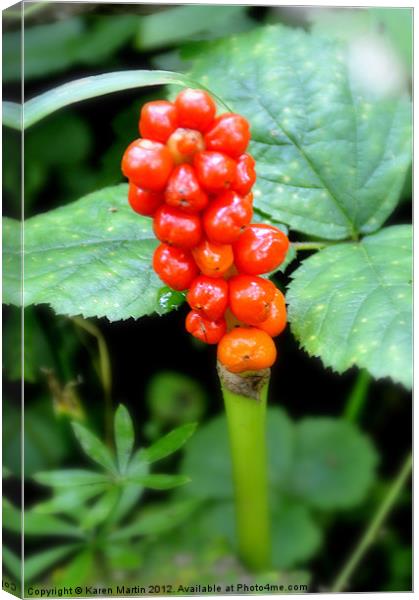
114,404,135,474
287,225,412,388
186,25,411,239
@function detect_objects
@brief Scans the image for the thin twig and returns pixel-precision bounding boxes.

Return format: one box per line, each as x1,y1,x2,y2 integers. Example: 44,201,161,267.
331,453,412,592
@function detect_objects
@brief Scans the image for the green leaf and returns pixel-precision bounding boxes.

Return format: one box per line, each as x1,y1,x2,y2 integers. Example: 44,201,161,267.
289,418,378,509
156,287,186,315
71,423,115,473
4,70,224,130
114,405,135,473
2,546,21,581
3,218,21,306
141,423,197,464
271,502,322,570
287,225,412,388
34,484,107,515
136,5,247,50
2,101,21,129
80,488,119,530
105,483,144,527
129,474,191,490
6,185,175,321
185,25,411,239
25,512,83,538
33,469,108,487
3,498,82,538
24,545,78,581
179,408,294,499
56,549,94,587
109,498,201,541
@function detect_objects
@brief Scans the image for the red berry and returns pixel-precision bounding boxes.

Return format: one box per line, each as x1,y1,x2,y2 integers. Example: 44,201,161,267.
194,151,237,193
139,100,178,143
167,128,205,164
187,276,228,321
203,190,253,244
205,113,250,157
175,88,216,132
153,205,202,249
192,240,234,278
233,224,289,275
121,139,173,191
128,183,163,216
153,243,198,291
185,310,226,345
218,327,277,373
233,153,256,195
165,164,209,213
229,274,276,325
258,288,287,337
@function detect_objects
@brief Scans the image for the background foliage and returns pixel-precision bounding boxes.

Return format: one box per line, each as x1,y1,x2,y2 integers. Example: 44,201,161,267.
2,3,412,594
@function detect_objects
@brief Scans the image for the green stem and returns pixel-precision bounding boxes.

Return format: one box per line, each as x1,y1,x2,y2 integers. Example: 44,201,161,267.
344,370,371,422
218,363,271,572
72,317,113,445
292,242,329,252
331,452,412,592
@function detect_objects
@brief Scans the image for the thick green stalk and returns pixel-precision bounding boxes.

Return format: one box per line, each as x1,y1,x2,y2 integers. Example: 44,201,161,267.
218,363,271,572
331,452,412,592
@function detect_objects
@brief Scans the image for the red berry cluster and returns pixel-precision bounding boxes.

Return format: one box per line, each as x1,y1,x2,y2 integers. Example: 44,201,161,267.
122,88,289,373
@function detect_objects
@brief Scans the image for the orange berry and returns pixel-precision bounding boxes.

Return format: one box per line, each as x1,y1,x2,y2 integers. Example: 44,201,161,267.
192,240,234,278
258,289,287,337
217,327,277,373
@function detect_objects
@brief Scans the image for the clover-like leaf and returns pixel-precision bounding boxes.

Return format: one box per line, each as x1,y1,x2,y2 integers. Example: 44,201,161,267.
287,225,412,388
186,25,411,239
4,184,171,321
289,418,378,509
114,405,135,474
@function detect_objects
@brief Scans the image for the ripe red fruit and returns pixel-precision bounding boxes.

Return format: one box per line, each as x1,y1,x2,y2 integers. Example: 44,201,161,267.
217,327,277,373
128,183,163,216
203,190,253,244
139,100,178,143
153,205,202,249
229,274,276,325
194,151,237,193
233,224,289,275
121,139,173,191
187,276,228,321
205,113,250,157
185,310,226,344
233,153,256,195
167,128,205,164
175,88,216,132
258,288,287,337
165,164,208,213
192,240,234,278
153,243,198,291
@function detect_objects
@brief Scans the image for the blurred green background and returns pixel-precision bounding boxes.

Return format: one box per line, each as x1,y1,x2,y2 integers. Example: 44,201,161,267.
2,3,412,594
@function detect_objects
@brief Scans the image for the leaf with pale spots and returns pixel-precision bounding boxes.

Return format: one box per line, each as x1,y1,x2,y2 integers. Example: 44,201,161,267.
2,184,174,321
287,225,412,388
185,25,411,239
